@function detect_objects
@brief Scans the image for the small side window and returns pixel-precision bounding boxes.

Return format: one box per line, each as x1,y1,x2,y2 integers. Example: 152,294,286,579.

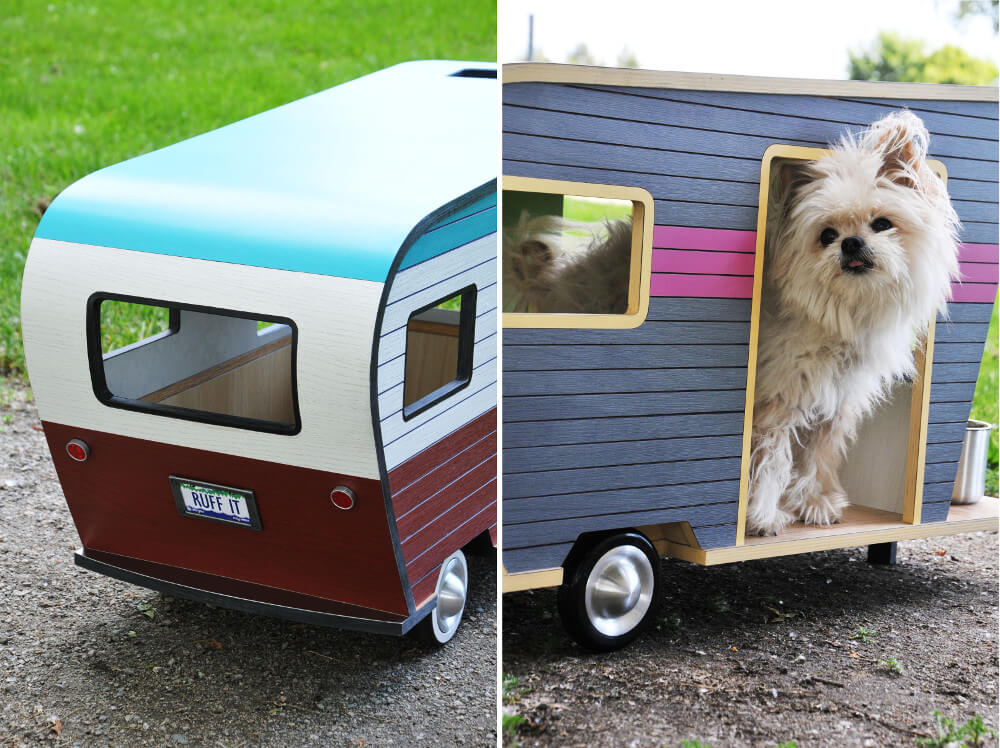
402,286,477,420
88,295,300,434
502,175,653,329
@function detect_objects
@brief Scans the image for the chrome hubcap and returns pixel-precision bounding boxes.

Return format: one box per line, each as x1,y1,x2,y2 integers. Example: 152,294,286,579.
584,545,654,637
437,557,467,620
433,551,468,640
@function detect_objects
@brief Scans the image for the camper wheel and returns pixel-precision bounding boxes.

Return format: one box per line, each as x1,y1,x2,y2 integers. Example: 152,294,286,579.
414,550,468,645
557,532,661,651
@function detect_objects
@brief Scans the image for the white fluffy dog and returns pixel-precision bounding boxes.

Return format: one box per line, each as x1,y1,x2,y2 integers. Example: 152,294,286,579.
502,214,632,314
748,111,960,535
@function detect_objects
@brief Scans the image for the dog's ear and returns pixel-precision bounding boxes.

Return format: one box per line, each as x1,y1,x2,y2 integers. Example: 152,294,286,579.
770,159,812,207
865,111,930,189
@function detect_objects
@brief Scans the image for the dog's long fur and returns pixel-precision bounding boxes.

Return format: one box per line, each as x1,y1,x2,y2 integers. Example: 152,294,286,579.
502,214,632,314
748,111,960,534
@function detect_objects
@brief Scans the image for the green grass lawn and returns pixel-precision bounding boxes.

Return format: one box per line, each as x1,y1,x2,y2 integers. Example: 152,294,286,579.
0,0,495,374
563,195,633,223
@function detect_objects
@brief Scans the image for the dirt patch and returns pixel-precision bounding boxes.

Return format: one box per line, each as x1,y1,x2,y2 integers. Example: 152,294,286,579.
503,530,998,747
0,385,496,746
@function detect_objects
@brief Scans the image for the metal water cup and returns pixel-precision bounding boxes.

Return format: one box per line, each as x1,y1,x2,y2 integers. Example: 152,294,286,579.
951,419,993,505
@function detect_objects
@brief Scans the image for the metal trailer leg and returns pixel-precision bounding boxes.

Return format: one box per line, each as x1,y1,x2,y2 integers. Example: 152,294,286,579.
867,541,897,565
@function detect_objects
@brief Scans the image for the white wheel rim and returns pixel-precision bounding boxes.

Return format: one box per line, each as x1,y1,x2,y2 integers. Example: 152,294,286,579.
584,545,654,638
431,551,468,643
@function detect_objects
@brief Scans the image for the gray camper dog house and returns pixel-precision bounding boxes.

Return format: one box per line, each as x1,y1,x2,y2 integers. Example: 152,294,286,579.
500,63,999,650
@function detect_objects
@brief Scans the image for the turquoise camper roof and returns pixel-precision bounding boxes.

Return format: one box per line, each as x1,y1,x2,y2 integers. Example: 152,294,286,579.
36,60,497,283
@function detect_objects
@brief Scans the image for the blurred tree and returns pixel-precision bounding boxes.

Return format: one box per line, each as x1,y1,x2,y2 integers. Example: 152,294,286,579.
956,0,999,33
848,32,998,84
617,48,640,69
567,43,600,66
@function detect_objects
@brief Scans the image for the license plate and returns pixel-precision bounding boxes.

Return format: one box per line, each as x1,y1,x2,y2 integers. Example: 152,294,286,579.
169,476,262,530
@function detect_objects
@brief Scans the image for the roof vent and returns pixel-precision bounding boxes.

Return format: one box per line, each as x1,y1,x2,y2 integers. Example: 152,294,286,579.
450,68,496,79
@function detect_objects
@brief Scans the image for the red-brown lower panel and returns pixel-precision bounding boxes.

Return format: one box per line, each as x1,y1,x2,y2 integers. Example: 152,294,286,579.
409,503,496,608
44,422,409,616
407,501,496,584
410,567,439,609
388,409,496,494
387,409,497,599
84,548,407,623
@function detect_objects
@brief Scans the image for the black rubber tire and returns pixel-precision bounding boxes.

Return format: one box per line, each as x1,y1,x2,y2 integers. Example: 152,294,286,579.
411,610,446,646
557,532,661,652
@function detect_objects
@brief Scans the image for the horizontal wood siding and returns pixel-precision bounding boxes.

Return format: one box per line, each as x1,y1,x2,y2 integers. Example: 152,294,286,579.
504,437,745,474
502,297,748,572
503,82,998,244
924,300,997,516
922,501,953,523
503,83,998,548
651,226,754,299
399,193,497,270
387,409,497,606
375,193,497,600
504,344,749,370
503,81,997,564
377,218,498,471
651,232,995,301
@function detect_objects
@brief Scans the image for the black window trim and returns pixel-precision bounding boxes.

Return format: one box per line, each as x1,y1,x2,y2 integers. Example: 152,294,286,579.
86,292,302,436
401,285,477,422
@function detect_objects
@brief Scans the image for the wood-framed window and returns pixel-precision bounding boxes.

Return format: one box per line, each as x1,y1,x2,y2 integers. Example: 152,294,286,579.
502,175,653,329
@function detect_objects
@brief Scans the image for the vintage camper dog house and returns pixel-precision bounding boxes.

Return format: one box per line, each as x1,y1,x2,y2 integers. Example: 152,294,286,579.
22,61,498,644
500,63,999,650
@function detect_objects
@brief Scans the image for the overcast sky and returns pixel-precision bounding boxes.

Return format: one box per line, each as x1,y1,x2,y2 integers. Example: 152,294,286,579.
500,0,999,80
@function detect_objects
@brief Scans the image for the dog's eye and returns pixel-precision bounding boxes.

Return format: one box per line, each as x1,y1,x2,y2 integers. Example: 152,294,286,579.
871,217,893,233
819,228,838,246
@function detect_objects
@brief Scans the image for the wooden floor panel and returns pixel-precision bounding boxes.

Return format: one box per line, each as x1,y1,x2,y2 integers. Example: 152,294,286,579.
664,497,999,566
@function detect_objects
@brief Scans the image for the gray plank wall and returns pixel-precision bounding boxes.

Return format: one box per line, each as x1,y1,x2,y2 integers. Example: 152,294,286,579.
503,298,749,574
503,83,999,240
502,82,998,573
924,300,997,521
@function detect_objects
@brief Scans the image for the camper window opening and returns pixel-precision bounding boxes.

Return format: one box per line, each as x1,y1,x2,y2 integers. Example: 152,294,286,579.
86,294,301,435
402,285,477,421
501,176,651,329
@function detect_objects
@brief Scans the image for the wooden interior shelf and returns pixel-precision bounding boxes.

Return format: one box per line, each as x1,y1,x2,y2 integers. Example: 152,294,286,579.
138,334,295,424
745,505,909,546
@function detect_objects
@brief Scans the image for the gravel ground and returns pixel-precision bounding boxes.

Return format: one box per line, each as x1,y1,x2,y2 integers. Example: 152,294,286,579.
0,385,497,747
504,527,998,746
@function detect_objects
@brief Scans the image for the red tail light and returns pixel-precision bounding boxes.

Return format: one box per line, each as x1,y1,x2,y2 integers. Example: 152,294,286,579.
66,439,90,462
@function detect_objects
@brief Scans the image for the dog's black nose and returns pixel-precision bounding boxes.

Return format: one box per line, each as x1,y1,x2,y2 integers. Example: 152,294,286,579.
841,236,864,255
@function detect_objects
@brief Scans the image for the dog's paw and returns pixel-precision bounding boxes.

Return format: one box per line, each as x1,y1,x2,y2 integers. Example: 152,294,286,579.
798,491,848,526
747,505,795,536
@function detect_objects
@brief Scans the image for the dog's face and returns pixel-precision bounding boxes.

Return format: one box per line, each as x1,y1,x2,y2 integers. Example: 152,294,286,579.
768,111,959,339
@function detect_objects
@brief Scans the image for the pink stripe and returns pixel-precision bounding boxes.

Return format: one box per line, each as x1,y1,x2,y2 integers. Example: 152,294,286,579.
651,273,754,298
653,225,757,253
652,249,755,276
950,283,998,303
959,262,1000,283
958,243,999,264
